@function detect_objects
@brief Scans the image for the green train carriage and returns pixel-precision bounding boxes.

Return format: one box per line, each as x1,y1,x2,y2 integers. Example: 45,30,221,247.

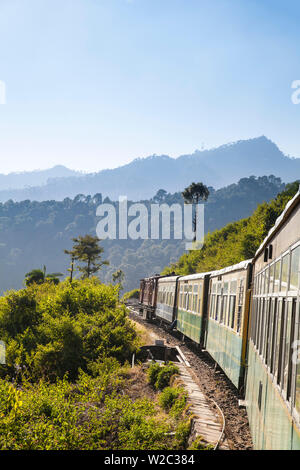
205,260,252,391
176,273,210,347
246,189,300,449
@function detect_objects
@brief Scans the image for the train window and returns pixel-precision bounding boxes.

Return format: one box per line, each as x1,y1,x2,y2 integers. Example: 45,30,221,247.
238,280,244,306
230,280,237,295
295,315,300,416
255,299,262,348
255,274,259,295
184,285,188,310
210,294,216,318
188,285,193,310
215,295,221,321
281,300,295,399
259,299,265,355
179,286,183,308
268,299,276,372
192,284,198,312
264,300,271,362
237,306,242,333
222,296,228,324
251,298,257,343
229,295,236,329
265,268,270,295
261,271,265,295
274,260,281,293
198,284,203,313
275,300,284,385
223,282,229,295
269,263,275,294
281,254,290,293
212,283,217,294
290,246,300,291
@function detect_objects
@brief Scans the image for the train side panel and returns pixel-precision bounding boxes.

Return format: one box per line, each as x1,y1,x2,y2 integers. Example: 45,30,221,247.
176,274,210,346
138,276,159,319
205,261,252,391
246,191,300,449
156,276,179,323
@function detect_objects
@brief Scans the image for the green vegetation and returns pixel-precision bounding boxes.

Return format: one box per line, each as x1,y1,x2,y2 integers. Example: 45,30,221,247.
25,266,63,286
162,182,299,276
0,278,137,381
122,288,140,302
147,362,179,390
159,386,187,418
64,235,109,279
0,364,190,450
0,279,194,450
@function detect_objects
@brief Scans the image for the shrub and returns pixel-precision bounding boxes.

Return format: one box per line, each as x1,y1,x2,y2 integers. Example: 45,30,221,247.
147,362,179,390
175,420,191,448
159,386,187,419
188,437,214,450
159,386,181,410
155,364,179,390
0,278,138,381
147,362,161,387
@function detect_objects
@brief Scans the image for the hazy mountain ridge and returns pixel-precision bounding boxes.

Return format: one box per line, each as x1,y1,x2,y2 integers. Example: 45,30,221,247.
0,136,298,202
0,165,81,190
0,175,285,294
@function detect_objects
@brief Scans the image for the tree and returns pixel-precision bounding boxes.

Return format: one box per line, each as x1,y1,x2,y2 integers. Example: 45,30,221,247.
112,269,125,300
64,249,76,283
68,235,109,279
153,189,167,204
182,182,209,241
25,266,63,286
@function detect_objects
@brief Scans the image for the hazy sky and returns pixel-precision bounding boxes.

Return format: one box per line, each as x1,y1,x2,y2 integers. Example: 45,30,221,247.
0,0,300,173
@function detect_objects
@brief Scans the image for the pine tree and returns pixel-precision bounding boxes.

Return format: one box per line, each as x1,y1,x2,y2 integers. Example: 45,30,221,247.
67,235,109,279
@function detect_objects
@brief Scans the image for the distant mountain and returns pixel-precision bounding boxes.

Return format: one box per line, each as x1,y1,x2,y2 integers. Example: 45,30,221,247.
0,165,81,191
0,136,298,202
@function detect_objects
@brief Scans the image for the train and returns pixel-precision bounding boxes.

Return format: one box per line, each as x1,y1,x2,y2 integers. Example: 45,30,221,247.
138,189,300,450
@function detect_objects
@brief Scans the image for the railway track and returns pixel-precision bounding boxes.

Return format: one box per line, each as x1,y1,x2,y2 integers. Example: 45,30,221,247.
127,303,253,450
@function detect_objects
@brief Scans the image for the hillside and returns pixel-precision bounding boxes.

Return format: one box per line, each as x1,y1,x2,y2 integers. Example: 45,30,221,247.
0,176,285,294
0,165,81,191
161,182,299,277
0,137,298,202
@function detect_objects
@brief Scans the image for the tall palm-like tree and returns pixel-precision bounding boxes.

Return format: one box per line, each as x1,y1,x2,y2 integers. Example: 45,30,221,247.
182,182,209,241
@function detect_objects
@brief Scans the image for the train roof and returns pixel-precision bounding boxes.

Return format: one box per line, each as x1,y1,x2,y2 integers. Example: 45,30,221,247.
157,275,180,283
209,259,252,277
255,189,300,259
179,272,212,281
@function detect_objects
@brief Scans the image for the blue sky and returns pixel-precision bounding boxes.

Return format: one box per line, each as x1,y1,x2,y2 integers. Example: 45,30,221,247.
0,0,300,173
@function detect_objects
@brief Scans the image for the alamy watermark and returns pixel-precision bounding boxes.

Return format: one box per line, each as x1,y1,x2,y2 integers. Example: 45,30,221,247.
0,81,6,104
291,80,300,104
96,196,204,250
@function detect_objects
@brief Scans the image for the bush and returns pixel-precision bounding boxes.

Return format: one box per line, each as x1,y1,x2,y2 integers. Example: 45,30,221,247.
175,420,191,448
0,278,139,381
147,362,179,390
159,386,187,419
147,362,161,387
159,386,181,410
188,437,214,450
